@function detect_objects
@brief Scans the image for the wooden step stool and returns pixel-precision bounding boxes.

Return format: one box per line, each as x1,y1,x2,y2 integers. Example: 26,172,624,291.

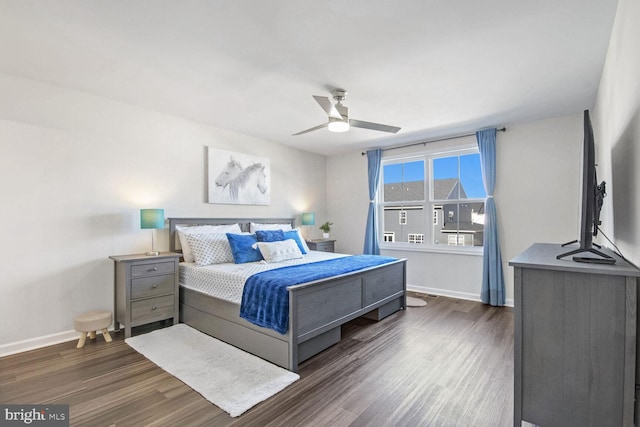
74,310,113,348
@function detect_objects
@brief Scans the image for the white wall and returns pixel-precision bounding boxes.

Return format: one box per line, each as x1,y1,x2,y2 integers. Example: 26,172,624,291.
592,0,640,267
497,114,582,297
327,114,582,303
0,74,327,353
326,151,369,255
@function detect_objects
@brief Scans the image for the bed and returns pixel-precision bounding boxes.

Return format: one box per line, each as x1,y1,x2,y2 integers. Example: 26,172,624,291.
168,217,407,372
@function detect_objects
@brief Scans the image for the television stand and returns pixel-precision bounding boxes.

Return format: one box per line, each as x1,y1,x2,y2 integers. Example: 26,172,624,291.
556,241,615,264
573,255,616,265
559,239,602,249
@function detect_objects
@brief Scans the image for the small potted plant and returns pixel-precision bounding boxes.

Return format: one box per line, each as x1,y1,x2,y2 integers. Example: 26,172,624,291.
319,221,333,239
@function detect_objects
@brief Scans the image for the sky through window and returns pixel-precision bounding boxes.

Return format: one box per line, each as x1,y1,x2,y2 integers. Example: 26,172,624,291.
384,154,485,198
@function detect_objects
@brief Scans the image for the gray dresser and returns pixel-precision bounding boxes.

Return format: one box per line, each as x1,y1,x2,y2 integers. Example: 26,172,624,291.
510,243,639,427
110,252,181,338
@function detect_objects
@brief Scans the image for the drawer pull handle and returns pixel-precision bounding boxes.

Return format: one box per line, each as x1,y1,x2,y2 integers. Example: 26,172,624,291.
152,306,157,310
150,267,158,272
152,284,157,289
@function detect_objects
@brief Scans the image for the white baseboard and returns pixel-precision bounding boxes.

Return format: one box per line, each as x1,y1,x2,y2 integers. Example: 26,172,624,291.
0,328,113,358
408,284,514,307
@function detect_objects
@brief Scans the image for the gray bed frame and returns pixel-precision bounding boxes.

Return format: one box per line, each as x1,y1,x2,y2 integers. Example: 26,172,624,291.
168,217,407,372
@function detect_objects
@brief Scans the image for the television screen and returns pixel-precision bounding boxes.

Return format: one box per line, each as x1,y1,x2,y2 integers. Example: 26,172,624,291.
556,110,614,264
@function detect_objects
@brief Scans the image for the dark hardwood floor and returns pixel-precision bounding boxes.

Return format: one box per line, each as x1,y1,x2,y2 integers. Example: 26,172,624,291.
0,294,514,426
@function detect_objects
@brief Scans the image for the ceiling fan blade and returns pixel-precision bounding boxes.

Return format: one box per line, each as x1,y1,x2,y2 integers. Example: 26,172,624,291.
313,96,343,120
349,119,401,134
292,122,328,136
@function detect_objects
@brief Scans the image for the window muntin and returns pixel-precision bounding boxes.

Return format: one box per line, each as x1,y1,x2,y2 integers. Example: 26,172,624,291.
381,149,485,249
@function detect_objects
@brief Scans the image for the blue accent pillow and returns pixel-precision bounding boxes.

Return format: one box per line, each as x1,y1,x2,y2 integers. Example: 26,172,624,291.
226,233,263,263
255,229,285,242
283,230,308,254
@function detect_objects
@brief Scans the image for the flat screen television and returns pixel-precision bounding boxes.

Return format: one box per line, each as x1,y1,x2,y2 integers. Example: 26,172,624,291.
556,110,614,264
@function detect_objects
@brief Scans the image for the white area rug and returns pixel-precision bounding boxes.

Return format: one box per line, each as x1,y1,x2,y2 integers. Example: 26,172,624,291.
125,324,299,417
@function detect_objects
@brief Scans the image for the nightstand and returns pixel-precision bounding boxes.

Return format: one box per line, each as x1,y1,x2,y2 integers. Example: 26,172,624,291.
306,239,336,253
109,252,181,338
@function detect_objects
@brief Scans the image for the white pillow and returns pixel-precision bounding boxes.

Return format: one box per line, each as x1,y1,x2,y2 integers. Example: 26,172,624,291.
177,223,241,262
250,222,293,233
256,239,303,263
184,232,235,266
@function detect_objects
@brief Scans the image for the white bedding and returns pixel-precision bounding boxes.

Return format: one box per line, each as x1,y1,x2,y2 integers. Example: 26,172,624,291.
179,250,346,304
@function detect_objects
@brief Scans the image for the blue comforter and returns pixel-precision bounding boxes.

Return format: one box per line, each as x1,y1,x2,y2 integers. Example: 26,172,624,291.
239,255,398,334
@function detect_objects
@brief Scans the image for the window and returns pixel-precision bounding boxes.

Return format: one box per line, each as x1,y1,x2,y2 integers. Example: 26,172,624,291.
447,234,466,246
382,160,425,245
399,211,407,225
408,233,424,244
381,147,485,249
432,153,486,247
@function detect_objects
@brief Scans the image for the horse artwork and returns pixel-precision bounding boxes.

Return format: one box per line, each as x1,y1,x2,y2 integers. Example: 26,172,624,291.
207,148,271,205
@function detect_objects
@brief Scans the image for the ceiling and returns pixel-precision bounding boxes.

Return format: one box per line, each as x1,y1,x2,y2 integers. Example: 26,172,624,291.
0,0,618,156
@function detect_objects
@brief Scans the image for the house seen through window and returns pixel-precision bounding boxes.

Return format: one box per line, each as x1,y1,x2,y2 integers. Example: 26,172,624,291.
381,149,486,248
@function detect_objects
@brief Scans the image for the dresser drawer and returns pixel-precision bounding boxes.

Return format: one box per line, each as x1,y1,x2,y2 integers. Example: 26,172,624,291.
306,240,336,253
131,274,175,299
315,242,334,252
131,261,175,278
131,295,175,324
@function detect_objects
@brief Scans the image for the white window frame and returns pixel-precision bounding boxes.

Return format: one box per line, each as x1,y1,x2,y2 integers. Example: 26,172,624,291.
378,142,484,256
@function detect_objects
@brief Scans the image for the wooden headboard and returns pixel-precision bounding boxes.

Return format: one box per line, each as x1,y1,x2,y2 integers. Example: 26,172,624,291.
167,217,297,253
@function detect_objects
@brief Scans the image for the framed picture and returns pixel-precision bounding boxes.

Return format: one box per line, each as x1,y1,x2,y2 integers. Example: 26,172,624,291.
207,147,271,205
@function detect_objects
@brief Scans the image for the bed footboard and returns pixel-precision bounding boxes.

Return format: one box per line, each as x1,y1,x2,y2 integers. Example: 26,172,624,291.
287,259,406,369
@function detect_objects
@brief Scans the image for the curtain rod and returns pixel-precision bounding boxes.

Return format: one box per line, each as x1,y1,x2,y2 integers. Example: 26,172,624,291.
361,127,507,155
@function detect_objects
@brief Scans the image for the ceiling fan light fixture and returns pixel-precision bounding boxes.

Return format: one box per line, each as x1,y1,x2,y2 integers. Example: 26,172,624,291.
293,88,400,136
328,117,349,133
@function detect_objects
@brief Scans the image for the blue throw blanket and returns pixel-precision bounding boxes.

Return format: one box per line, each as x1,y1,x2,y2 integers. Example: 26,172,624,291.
239,255,398,334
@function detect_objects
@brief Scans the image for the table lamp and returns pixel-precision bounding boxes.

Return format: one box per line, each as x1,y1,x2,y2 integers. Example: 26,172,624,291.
301,212,315,240
140,208,164,256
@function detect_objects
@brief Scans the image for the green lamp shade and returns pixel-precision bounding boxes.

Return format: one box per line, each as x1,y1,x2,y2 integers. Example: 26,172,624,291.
140,209,165,229
301,212,315,226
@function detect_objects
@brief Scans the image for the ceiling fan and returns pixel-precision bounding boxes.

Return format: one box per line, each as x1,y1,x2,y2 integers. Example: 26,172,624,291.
292,88,401,136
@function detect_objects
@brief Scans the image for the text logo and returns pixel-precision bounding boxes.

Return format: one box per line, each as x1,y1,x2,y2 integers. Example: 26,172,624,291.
1,405,69,426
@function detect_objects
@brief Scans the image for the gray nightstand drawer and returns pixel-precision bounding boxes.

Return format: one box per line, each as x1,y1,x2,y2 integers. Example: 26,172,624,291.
307,240,335,252
131,274,175,299
315,242,334,252
131,295,175,324
131,261,176,277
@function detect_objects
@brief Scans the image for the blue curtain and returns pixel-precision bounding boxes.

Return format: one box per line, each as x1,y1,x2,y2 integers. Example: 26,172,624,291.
363,149,382,255
476,128,505,306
